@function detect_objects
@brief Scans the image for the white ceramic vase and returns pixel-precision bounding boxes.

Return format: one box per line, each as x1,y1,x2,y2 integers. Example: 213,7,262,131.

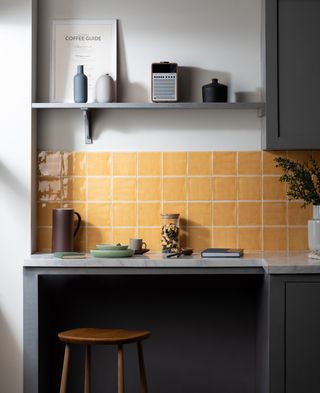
308,205,320,251
96,73,114,103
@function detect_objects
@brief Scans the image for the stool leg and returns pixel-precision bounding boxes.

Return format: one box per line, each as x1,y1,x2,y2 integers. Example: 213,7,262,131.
59,344,70,393
84,344,91,393
117,344,124,393
137,342,148,393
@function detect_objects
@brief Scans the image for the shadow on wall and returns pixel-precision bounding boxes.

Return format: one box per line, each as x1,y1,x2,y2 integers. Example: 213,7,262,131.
0,160,29,197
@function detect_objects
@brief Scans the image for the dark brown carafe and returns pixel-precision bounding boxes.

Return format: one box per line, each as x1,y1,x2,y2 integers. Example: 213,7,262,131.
202,78,228,102
52,208,81,252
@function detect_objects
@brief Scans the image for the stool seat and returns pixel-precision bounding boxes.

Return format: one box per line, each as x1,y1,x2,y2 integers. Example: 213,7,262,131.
58,327,151,345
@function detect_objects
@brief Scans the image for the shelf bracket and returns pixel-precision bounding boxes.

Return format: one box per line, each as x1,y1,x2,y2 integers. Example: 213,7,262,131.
81,108,92,144
258,105,265,118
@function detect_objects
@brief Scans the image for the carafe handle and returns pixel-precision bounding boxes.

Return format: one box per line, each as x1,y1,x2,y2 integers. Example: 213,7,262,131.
73,212,81,237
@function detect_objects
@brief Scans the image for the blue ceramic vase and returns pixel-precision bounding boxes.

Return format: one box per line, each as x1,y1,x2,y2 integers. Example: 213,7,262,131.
73,65,88,103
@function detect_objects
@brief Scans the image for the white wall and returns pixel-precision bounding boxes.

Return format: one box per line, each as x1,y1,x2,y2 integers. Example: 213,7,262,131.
37,0,262,151
0,0,32,392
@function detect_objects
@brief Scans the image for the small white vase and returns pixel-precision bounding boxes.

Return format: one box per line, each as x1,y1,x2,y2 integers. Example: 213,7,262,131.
308,206,320,251
96,74,114,103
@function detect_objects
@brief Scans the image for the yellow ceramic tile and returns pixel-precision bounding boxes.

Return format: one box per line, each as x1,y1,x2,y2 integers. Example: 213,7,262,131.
87,203,111,227
38,151,61,176
138,228,161,251
238,177,261,200
213,228,237,248
37,227,52,252
74,227,86,253
87,152,111,176
88,178,112,201
188,202,212,226
263,202,287,225
163,152,187,176
213,152,236,175
188,177,212,201
238,152,261,175
238,202,262,226
213,177,237,201
287,151,312,164
263,177,286,200
188,152,212,176
163,178,186,201
163,203,187,226
188,228,212,251
239,228,262,251
138,178,161,201
263,151,286,175
113,203,136,226
288,228,308,251
213,202,236,226
138,152,161,176
87,228,112,250
61,203,87,226
113,178,136,201
288,202,312,225
263,228,287,251
113,228,136,245
62,177,87,201
37,202,60,226
62,152,87,176
38,177,61,201
113,153,137,176
138,203,161,226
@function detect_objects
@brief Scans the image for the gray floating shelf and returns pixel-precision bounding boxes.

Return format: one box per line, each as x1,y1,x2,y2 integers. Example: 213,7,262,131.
32,102,266,144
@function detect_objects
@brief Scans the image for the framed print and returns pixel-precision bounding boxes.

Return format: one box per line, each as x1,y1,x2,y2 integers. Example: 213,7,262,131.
50,19,117,103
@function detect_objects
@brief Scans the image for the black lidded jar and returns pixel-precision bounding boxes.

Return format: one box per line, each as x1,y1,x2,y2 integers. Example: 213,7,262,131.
202,78,228,102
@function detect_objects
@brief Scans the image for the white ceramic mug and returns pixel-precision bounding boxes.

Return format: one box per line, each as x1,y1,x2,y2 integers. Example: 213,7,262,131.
130,238,147,251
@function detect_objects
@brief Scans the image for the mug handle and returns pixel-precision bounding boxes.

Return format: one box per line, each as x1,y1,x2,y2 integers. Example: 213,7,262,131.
73,212,81,237
142,242,147,249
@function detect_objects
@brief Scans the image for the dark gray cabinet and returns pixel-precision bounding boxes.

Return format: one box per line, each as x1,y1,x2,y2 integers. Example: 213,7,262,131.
263,0,320,150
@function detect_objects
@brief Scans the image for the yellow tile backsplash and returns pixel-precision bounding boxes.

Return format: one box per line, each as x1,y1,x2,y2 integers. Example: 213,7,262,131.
37,150,317,253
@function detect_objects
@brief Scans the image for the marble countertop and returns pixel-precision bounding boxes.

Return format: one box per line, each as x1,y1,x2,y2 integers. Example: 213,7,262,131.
24,252,320,274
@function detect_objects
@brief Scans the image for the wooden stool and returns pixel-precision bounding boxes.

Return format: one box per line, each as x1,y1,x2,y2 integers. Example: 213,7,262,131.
58,328,151,393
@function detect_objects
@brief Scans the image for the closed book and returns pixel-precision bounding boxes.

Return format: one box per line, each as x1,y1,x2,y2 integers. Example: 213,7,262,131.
201,248,243,258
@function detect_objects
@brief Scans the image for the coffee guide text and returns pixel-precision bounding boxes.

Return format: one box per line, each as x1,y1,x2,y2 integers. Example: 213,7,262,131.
65,35,101,41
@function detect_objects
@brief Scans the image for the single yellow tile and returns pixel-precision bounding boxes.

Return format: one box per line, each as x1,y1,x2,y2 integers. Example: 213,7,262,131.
87,228,112,251
239,228,262,251
238,152,261,175
163,152,187,176
238,202,262,226
113,153,137,176
74,227,86,253
138,178,161,201
138,152,161,176
188,228,212,251
263,151,286,175
188,203,212,226
138,203,161,226
87,152,111,176
62,152,87,176
88,178,112,201
62,178,87,201
87,203,111,227
213,228,237,248
113,178,136,201
263,228,287,251
213,177,237,201
263,177,286,200
113,228,136,246
38,177,61,201
113,203,136,226
61,203,87,226
163,203,187,226
188,152,212,176
213,152,236,175
163,178,186,201
37,227,52,252
263,202,287,225
288,202,312,225
37,202,61,226
138,228,161,251
288,228,308,251
38,151,61,176
287,151,312,164
213,202,236,226
188,177,212,201
238,177,261,200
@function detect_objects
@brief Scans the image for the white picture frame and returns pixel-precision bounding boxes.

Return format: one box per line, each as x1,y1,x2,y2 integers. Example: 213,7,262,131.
50,19,117,103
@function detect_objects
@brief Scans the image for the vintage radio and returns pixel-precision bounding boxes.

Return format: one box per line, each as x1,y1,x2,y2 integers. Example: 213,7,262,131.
151,62,178,102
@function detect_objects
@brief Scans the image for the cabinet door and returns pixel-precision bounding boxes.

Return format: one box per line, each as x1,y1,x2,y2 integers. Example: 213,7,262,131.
263,0,320,149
